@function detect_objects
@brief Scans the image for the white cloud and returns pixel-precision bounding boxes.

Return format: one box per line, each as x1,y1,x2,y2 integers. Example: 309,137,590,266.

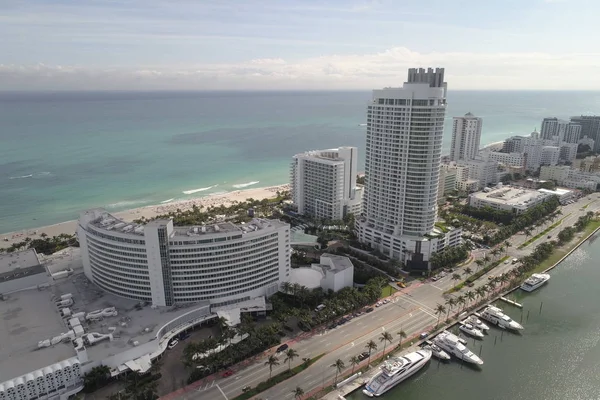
1,47,600,90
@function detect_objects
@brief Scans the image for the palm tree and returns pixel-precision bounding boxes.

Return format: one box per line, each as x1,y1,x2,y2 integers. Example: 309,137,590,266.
465,290,476,305
456,294,466,312
379,331,393,356
444,297,456,320
397,330,407,350
475,259,484,271
331,359,345,385
284,348,299,371
435,304,446,326
451,273,461,282
349,355,361,374
292,386,305,400
281,281,292,294
475,286,486,302
463,267,473,276
504,240,511,249
365,340,378,366
264,355,280,379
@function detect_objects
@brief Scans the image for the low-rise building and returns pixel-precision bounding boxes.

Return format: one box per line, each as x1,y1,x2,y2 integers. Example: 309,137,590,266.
288,253,354,292
575,155,600,173
438,164,458,201
468,185,554,214
540,166,600,191
537,188,575,204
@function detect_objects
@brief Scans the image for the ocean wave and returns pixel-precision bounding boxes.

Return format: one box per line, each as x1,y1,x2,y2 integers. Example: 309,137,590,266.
182,184,218,195
9,174,33,180
106,199,151,209
232,181,260,189
160,198,175,204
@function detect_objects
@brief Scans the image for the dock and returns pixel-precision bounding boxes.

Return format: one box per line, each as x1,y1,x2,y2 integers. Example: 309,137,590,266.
499,297,523,308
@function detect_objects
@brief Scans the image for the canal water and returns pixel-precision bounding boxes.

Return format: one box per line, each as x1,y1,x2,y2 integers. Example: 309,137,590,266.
348,233,600,400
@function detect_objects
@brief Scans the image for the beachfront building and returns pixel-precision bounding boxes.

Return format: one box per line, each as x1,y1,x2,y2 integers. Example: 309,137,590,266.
78,209,290,308
468,184,554,214
450,112,482,162
540,117,581,143
290,147,362,220
438,164,458,202
356,67,462,271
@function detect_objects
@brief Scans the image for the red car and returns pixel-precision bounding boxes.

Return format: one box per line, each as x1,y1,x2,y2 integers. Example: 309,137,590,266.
221,370,234,378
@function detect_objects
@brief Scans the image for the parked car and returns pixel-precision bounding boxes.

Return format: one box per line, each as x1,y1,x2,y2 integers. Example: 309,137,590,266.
365,307,374,313
419,332,429,340
397,281,406,288
358,351,370,361
221,370,234,378
168,339,179,349
276,344,289,353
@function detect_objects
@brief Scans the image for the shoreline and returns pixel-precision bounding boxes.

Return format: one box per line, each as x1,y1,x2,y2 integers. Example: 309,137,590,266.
1,183,290,249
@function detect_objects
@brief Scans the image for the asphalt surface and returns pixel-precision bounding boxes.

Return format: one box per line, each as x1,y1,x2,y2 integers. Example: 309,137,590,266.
165,194,600,400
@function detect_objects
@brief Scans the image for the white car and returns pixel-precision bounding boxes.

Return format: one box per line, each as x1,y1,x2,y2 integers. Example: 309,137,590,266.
168,339,179,349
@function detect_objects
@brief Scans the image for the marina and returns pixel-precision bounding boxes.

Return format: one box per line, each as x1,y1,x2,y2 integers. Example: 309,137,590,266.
347,232,600,400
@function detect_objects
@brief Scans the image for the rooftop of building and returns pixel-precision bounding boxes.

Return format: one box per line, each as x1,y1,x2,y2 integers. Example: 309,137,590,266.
320,253,354,272
293,147,353,163
86,209,286,238
0,270,211,383
0,249,40,273
471,185,550,207
538,188,573,196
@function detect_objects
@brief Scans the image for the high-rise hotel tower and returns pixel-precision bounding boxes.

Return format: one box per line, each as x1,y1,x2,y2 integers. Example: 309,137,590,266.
356,68,461,270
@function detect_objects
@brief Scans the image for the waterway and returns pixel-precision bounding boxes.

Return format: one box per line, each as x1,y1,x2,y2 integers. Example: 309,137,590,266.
347,233,600,400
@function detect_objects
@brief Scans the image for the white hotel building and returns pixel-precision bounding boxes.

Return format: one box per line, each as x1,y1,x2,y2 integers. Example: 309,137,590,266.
290,147,362,220
356,68,461,271
78,209,291,307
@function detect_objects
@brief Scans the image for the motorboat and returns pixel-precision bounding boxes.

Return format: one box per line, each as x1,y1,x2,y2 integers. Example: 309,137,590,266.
432,331,483,365
463,315,490,331
424,343,450,361
477,306,524,331
520,273,551,292
362,349,432,397
459,323,485,338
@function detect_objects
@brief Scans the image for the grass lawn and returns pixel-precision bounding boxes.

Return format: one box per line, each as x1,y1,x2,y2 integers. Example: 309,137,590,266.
381,285,397,298
533,220,600,273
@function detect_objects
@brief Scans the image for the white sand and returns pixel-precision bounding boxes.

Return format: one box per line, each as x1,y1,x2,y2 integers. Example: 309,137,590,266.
1,184,290,249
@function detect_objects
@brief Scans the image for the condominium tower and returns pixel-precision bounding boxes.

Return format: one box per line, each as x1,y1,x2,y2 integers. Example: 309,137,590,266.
570,116,600,151
290,147,362,220
540,117,581,143
450,112,482,161
356,68,461,270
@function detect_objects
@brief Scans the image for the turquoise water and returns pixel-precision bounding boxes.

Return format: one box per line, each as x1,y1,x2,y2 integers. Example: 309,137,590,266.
347,235,600,400
1,90,600,233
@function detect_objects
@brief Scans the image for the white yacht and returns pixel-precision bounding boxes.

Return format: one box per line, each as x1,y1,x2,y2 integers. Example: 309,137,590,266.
520,273,551,292
362,349,432,397
478,306,524,331
425,343,450,361
433,331,483,365
463,315,490,331
459,323,484,338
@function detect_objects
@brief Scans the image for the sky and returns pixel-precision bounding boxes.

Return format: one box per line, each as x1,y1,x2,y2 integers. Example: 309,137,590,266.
1,0,599,91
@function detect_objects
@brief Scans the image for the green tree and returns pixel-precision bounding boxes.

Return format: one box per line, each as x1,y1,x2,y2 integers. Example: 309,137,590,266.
365,340,378,366
463,267,473,276
379,331,394,356
349,355,361,374
331,359,346,385
284,348,299,371
435,304,446,326
292,386,305,400
264,355,280,380
397,330,407,349
83,365,111,393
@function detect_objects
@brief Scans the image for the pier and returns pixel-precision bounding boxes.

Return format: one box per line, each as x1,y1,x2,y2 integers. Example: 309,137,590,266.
499,297,523,308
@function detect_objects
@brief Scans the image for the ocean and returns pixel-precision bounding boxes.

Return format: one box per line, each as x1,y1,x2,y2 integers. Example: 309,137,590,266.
347,233,600,400
1,90,600,234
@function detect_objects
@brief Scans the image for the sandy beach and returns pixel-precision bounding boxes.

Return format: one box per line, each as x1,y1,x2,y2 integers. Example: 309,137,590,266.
1,184,290,249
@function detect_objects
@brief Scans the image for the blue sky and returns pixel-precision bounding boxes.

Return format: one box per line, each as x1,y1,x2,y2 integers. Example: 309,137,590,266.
1,0,599,90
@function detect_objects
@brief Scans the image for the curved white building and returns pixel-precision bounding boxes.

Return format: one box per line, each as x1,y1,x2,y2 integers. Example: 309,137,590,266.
78,209,291,307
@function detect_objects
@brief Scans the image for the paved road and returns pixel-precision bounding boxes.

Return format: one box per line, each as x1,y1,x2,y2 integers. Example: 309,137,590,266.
174,193,600,400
